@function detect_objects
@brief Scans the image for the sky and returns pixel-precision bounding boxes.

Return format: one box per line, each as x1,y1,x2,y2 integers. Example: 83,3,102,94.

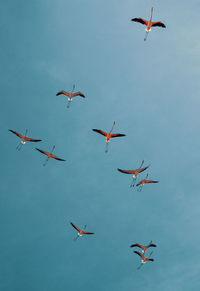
1,0,200,290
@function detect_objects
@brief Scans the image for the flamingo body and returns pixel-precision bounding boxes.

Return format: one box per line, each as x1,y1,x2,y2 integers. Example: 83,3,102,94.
56,85,85,108
130,241,157,254
36,147,65,166
70,222,94,238
136,179,158,186
118,161,149,187
9,129,41,150
134,251,154,263
92,122,125,152
131,8,166,40
9,129,41,143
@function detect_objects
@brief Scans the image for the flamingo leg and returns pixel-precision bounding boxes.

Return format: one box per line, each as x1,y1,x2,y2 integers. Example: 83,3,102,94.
43,157,49,167
16,142,22,151
105,142,109,153
137,185,143,192
74,235,79,241
144,31,149,41
137,263,143,270
67,100,71,108
130,177,136,188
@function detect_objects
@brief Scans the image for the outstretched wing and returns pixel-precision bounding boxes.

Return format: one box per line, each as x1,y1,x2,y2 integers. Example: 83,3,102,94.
111,133,126,138
147,257,154,262
9,129,23,139
56,90,70,97
137,166,149,173
149,243,157,248
50,153,66,161
134,251,144,260
146,180,159,184
25,137,42,142
118,169,134,174
70,222,81,232
131,18,148,26
151,21,166,28
72,91,85,98
130,243,144,249
92,129,107,137
35,148,49,156
82,230,94,235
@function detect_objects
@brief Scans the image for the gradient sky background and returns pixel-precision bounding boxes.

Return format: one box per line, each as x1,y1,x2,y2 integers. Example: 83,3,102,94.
1,0,200,290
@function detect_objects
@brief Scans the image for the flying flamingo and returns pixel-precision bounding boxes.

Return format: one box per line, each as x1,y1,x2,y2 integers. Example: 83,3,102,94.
134,251,154,269
9,129,41,151
117,160,150,187
56,85,85,108
92,121,126,153
131,7,166,41
70,222,94,241
136,173,158,192
35,145,65,166
130,241,157,254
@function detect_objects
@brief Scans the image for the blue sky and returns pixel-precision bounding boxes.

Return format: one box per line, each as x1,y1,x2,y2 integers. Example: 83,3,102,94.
1,0,200,290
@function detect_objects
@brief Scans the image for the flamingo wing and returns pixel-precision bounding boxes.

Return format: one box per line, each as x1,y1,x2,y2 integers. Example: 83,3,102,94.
145,180,159,184
134,251,145,260
72,91,85,98
82,230,94,235
151,21,166,28
111,133,126,138
149,243,157,248
130,243,144,249
131,18,148,26
118,169,134,174
56,90,70,97
35,148,49,156
136,180,143,186
70,222,81,232
25,137,42,142
137,166,149,173
50,153,66,161
147,257,154,262
92,129,107,137
9,129,23,139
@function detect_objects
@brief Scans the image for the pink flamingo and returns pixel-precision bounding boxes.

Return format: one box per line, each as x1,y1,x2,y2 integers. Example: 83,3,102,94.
131,7,166,41
92,121,126,153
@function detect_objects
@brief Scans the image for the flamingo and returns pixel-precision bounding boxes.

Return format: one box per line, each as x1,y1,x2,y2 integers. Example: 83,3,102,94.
136,173,158,192
134,251,154,269
9,129,41,151
35,145,65,166
56,85,85,108
92,121,126,153
70,222,94,241
130,241,157,254
117,160,150,187
131,7,166,41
